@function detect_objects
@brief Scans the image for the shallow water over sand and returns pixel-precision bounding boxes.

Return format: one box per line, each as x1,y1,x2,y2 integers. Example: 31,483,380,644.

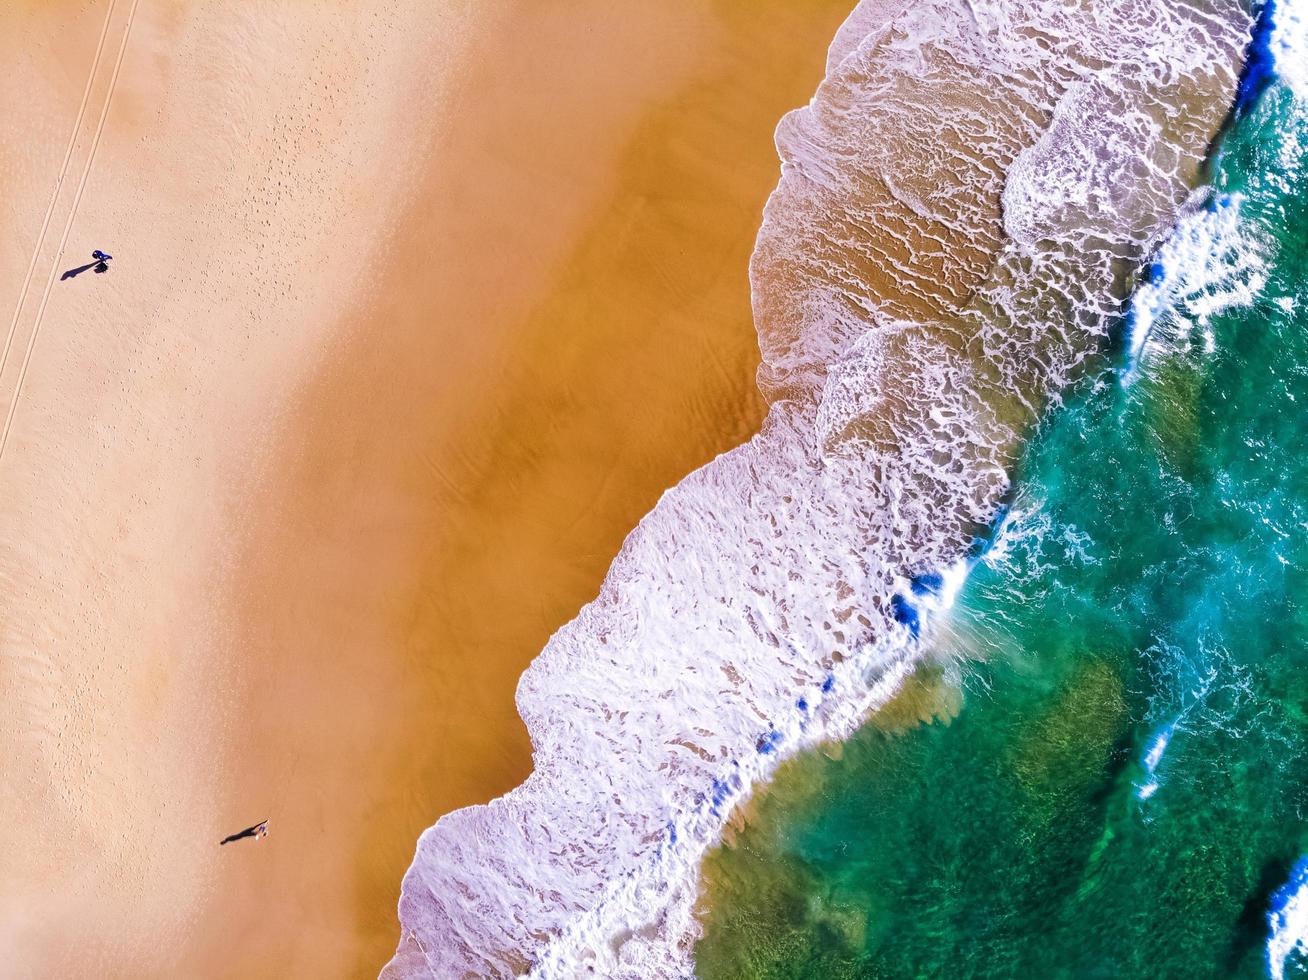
697,33,1308,979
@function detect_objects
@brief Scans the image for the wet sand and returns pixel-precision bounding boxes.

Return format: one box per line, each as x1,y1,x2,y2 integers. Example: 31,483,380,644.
0,1,852,977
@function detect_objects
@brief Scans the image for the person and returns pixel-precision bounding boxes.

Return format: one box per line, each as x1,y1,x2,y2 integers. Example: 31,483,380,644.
91,249,112,262
220,819,269,845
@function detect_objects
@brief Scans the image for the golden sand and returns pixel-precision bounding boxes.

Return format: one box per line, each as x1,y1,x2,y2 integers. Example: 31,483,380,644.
0,1,853,976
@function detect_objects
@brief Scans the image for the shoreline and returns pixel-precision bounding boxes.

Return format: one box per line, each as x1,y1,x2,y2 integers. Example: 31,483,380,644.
218,4,860,976
387,0,1252,975
0,2,857,977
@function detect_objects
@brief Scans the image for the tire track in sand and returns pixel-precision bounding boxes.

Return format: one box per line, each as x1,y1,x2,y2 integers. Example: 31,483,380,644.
0,0,139,462
0,0,118,385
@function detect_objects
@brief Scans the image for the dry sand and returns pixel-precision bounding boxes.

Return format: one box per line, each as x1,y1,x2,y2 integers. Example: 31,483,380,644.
0,1,852,977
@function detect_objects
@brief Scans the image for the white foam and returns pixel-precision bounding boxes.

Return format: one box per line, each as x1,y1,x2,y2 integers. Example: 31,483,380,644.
933,557,970,611
1119,0,1308,391
1135,723,1174,800
527,630,920,979
1122,194,1266,384
1269,858,1308,980
1271,0,1308,101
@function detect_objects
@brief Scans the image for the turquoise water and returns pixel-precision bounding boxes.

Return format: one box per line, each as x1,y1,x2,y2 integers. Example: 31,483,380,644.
696,39,1308,980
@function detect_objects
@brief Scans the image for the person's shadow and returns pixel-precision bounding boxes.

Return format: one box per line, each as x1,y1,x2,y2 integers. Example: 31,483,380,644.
61,260,108,280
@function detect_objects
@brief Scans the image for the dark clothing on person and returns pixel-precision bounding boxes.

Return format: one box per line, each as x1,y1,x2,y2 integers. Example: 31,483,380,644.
92,250,112,262
220,820,268,845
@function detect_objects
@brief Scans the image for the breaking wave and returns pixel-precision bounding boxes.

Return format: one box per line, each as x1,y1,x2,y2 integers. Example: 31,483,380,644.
1270,858,1308,980
384,0,1253,976
1121,192,1267,383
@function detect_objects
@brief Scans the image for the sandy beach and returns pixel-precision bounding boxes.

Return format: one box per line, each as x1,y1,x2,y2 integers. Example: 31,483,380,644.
0,2,852,976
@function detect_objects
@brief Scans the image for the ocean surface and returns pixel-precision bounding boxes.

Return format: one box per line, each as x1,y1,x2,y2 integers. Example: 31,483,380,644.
696,5,1308,978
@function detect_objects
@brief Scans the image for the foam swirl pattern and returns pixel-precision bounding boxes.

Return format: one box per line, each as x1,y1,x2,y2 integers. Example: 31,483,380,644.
385,2,1251,976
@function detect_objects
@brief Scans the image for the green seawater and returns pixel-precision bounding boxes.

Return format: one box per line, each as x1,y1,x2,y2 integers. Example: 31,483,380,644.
696,67,1308,980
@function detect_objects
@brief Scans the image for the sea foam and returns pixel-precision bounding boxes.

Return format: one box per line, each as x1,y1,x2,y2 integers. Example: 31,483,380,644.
384,1,1251,976
1270,858,1308,980
1121,0,1308,385
1121,193,1267,383
1270,0,1308,101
